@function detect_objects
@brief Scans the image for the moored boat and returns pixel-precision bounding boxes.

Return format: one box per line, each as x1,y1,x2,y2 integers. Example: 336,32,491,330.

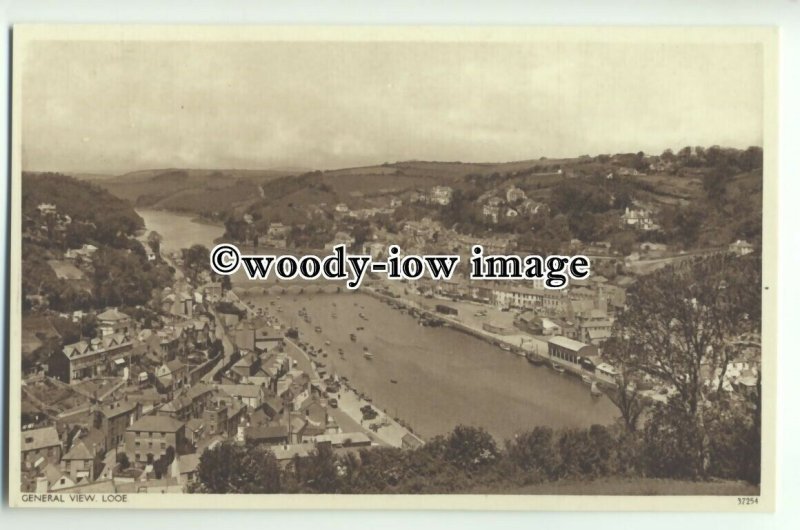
526,352,545,366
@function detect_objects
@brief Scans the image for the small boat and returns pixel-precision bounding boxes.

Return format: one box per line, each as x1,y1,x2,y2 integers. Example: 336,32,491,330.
315,326,322,333
350,333,357,342
551,362,566,374
325,341,331,346
581,374,593,385
364,352,374,360
498,343,512,352
591,381,603,397
390,379,398,384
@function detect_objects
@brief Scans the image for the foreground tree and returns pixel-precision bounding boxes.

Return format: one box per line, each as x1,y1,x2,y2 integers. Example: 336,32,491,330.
192,442,281,493
611,253,761,477
442,425,499,473
603,337,645,433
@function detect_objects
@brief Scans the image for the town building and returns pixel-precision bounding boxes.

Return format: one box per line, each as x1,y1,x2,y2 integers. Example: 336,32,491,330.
124,415,187,465
96,308,132,337
60,440,103,484
21,426,62,468
157,383,216,422
217,383,266,410
99,399,142,449
203,395,247,438
155,359,189,392
429,186,453,206
505,186,527,203
729,239,755,256
482,197,504,223
547,336,599,369
620,205,659,231
49,332,135,384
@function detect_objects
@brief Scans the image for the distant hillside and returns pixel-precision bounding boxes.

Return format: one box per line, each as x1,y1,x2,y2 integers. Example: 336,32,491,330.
89,168,300,216
82,159,578,220
23,172,144,235
77,147,761,250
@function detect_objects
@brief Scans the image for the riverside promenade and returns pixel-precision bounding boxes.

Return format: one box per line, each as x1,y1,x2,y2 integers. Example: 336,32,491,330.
283,334,424,449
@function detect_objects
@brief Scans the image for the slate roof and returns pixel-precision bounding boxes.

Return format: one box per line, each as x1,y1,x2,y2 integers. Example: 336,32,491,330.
21,426,61,452
63,441,93,461
128,415,185,433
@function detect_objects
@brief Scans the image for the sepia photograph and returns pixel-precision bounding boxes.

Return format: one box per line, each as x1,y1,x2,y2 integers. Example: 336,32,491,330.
8,25,777,510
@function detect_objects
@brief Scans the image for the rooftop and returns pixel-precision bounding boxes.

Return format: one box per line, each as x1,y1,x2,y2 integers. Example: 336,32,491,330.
63,441,93,461
128,415,185,433
97,308,130,322
22,426,61,452
548,335,591,352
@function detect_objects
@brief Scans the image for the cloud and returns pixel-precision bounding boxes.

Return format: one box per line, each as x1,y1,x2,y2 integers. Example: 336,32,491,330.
21,39,763,173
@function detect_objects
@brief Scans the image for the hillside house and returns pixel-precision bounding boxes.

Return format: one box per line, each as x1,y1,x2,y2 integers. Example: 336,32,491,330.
50,333,134,384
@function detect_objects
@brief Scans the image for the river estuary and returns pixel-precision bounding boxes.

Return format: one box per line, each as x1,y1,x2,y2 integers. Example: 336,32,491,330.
138,209,619,442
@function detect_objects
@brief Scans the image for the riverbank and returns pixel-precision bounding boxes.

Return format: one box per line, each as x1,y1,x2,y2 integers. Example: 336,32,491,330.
280,331,423,448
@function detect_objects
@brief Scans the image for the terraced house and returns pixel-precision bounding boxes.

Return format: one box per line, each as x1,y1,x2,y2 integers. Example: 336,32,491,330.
49,332,134,384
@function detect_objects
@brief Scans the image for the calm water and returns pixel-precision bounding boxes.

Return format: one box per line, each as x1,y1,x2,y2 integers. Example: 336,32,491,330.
136,209,225,253
241,290,618,442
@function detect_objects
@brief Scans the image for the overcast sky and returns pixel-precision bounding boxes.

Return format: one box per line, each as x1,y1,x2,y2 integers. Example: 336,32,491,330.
21,39,764,174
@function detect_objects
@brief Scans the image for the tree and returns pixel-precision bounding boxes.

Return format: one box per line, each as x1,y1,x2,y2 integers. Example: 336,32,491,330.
506,426,558,480
642,398,704,479
116,452,130,470
612,254,761,477
443,425,498,472
702,163,733,200
147,231,162,256
603,337,646,433
295,443,340,493
182,244,210,284
194,442,281,493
